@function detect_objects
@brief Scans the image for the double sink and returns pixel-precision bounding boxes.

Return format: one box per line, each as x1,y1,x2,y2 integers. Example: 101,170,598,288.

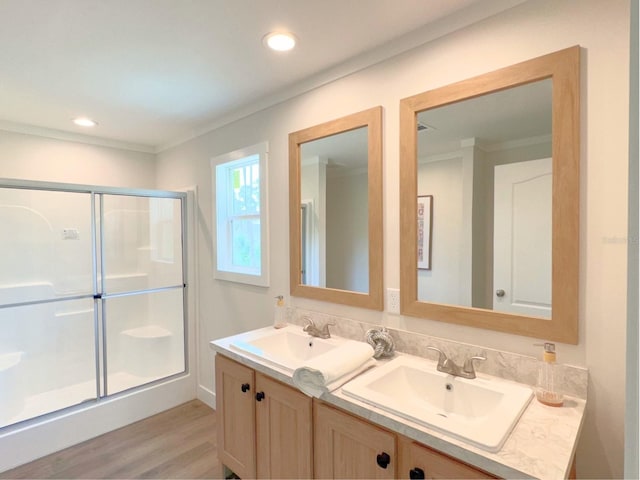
229,325,532,452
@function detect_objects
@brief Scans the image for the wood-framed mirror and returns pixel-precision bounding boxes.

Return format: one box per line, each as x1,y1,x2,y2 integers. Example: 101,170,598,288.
289,106,383,310
399,46,580,343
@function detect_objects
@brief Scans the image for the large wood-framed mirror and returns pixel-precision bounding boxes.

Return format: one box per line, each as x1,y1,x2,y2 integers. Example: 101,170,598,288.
289,106,383,310
399,46,580,343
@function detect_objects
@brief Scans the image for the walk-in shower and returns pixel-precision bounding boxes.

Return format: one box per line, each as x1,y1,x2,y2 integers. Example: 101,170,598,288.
0,179,188,430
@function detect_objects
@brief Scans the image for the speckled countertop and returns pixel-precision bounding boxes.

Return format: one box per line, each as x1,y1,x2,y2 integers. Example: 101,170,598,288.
210,320,587,480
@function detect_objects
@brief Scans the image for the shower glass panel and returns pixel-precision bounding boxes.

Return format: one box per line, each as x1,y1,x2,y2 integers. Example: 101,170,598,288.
0,182,98,429
0,181,187,430
0,188,94,303
105,289,185,395
0,299,97,428
101,194,185,395
102,195,183,293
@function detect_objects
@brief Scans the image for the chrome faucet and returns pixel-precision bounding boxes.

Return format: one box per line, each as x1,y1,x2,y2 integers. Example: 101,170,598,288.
302,317,335,339
426,346,486,379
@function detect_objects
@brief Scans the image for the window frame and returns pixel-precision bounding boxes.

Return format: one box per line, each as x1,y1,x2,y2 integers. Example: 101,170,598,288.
212,141,269,287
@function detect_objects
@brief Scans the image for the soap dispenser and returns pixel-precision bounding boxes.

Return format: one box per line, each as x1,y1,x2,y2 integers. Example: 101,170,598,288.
273,295,287,329
535,342,564,407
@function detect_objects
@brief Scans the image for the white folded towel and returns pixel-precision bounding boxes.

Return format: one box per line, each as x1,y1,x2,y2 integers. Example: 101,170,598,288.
292,340,376,398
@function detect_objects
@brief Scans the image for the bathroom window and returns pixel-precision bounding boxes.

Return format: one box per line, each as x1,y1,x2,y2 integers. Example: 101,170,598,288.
213,142,269,287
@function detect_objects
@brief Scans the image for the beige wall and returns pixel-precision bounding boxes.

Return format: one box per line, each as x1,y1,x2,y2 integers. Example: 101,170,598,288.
0,130,156,188
0,0,629,477
156,1,630,477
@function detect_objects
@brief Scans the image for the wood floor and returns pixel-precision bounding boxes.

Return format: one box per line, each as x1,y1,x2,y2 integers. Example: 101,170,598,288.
0,400,221,479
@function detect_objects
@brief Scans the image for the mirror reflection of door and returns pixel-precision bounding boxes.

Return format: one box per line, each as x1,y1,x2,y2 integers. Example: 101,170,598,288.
300,200,317,285
299,127,369,293
493,158,552,318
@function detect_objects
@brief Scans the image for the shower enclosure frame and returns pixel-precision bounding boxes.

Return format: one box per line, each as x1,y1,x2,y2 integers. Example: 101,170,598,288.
0,177,189,429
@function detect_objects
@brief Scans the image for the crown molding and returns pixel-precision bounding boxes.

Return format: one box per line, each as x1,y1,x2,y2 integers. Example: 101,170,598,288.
0,120,155,154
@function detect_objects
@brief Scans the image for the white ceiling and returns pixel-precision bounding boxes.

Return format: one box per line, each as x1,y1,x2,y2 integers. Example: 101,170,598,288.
0,0,524,152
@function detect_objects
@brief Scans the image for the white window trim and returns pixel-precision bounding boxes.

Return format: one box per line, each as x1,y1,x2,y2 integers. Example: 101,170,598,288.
212,141,269,287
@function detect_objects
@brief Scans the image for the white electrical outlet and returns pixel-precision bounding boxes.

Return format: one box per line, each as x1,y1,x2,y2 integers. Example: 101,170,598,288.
387,288,400,315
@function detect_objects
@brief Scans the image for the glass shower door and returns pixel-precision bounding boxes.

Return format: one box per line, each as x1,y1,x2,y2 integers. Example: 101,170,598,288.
0,187,97,428
100,194,186,395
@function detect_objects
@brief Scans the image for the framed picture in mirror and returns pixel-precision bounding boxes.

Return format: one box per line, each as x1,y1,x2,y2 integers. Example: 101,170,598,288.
417,195,432,270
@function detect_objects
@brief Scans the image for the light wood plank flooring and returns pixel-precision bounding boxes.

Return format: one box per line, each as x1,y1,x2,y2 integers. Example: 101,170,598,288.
0,400,220,479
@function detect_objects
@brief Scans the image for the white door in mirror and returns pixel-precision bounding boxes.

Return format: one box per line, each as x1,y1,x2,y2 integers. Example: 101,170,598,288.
493,157,552,318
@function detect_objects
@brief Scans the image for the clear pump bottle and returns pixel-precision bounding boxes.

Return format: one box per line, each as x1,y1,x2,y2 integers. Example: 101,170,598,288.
273,295,287,329
535,342,564,407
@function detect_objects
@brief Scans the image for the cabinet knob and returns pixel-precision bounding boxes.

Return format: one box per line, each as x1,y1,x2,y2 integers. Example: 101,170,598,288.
410,467,425,479
376,452,391,469
241,383,250,393
255,391,265,402
496,289,506,297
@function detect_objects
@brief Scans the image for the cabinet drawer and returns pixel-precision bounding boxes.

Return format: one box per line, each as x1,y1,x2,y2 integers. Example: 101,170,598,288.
398,436,497,479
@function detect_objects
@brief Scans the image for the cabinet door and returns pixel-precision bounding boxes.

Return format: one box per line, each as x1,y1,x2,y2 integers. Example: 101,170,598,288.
215,355,256,479
398,436,497,479
255,373,313,479
314,401,396,479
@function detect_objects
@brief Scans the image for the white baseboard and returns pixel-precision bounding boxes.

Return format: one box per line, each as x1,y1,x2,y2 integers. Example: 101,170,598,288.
198,384,216,410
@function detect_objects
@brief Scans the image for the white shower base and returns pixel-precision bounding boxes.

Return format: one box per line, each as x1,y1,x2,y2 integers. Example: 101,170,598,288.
0,372,196,473
3,371,166,429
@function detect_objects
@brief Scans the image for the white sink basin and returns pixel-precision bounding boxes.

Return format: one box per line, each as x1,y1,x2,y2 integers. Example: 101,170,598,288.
230,325,347,372
342,355,532,452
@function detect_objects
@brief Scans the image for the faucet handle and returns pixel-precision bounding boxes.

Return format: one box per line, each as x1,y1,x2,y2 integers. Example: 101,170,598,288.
320,322,335,338
463,356,486,378
426,346,448,366
302,317,315,334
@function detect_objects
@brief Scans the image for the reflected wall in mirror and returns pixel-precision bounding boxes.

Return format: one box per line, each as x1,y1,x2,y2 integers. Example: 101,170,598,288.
289,107,383,310
300,126,369,293
400,46,579,343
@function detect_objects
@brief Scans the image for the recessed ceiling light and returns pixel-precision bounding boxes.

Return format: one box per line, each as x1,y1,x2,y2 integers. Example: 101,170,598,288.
263,32,296,52
73,117,97,127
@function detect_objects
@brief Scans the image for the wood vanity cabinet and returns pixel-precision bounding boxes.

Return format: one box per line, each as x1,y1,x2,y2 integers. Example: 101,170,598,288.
216,354,255,478
314,401,497,480
314,401,396,479
397,436,497,479
215,355,313,479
